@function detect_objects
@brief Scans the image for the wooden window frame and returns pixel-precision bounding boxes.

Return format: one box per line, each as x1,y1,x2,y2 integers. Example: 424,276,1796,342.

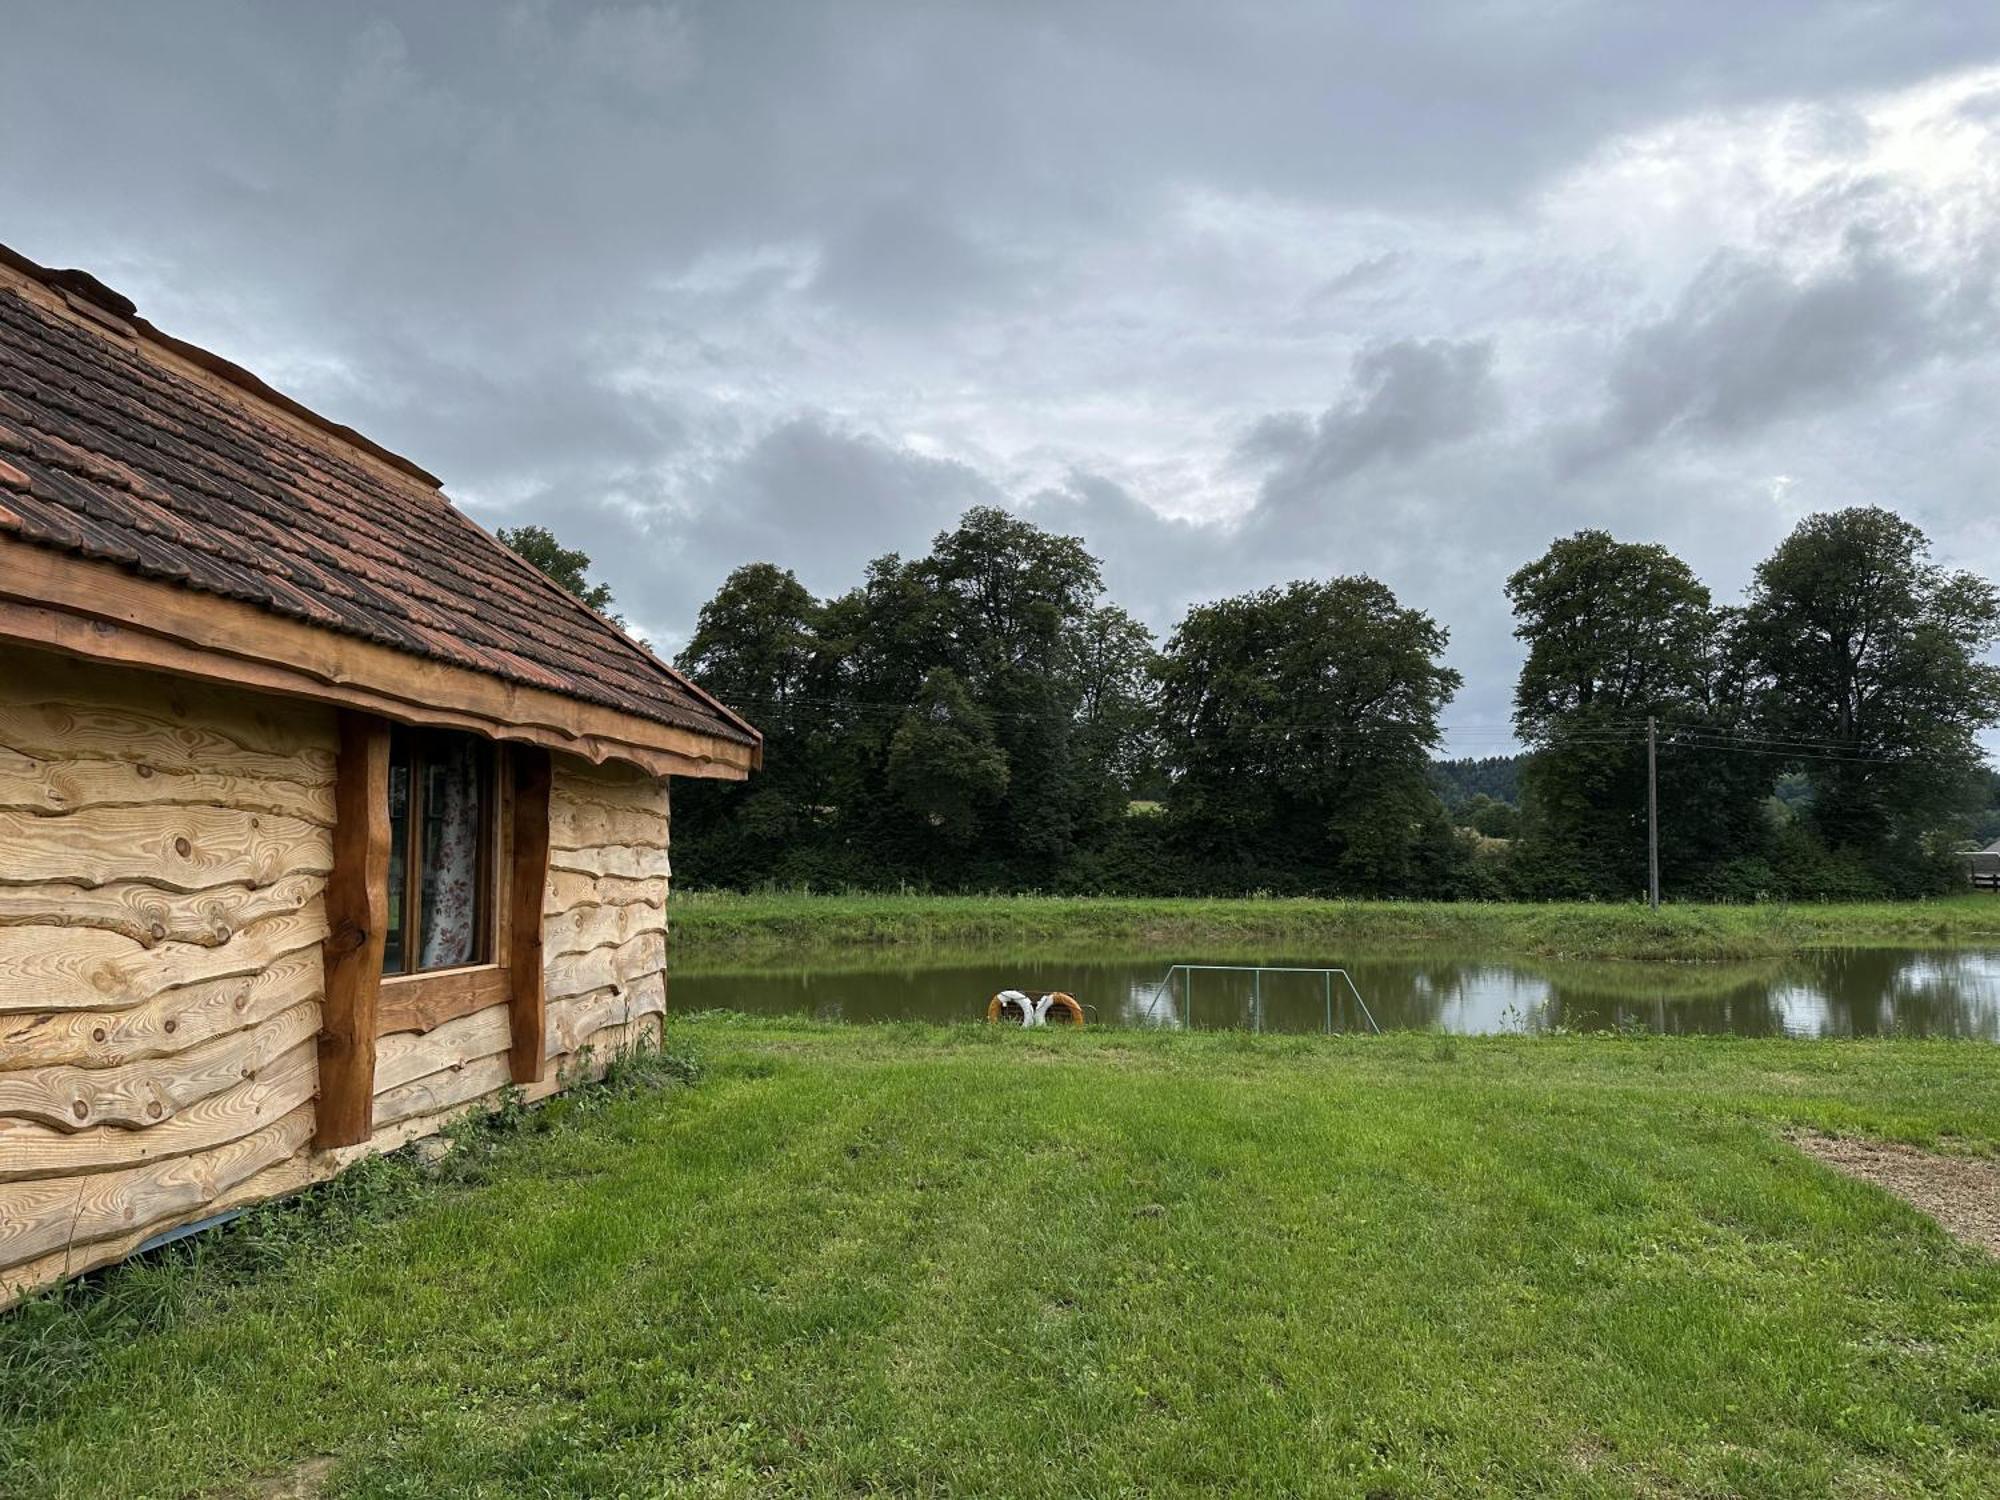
317,718,555,1148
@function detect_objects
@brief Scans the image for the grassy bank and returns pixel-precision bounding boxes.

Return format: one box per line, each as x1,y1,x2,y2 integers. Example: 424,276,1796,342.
670,890,2000,964
6,1020,1998,1497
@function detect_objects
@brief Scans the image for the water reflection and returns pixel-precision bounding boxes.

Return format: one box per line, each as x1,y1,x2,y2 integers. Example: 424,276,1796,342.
673,947,2000,1039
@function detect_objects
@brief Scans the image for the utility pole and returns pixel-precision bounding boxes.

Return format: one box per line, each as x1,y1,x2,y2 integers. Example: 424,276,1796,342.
1647,716,1660,911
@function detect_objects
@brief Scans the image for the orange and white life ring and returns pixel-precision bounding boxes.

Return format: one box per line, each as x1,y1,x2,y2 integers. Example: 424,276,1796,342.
1035,992,1085,1026
986,989,1035,1025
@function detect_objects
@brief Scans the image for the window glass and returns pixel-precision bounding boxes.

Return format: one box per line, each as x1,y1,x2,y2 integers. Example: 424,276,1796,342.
381,728,494,975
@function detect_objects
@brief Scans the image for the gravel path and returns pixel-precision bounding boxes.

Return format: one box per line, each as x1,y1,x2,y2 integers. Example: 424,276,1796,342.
1793,1133,2000,1256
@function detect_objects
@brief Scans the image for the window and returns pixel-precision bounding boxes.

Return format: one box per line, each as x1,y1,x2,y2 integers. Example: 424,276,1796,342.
383,727,496,974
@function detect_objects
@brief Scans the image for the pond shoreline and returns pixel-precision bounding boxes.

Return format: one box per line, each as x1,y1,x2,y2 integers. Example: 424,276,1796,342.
669,891,2000,964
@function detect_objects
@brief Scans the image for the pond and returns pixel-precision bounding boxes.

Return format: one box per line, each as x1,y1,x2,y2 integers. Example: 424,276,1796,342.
671,947,2000,1038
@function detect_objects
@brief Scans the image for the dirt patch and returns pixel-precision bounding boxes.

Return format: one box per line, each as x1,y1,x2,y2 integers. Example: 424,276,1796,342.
1792,1133,2000,1256
243,1456,337,1498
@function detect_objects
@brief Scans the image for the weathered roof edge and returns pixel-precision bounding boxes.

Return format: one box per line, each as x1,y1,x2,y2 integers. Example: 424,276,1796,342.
0,241,762,766
478,511,764,763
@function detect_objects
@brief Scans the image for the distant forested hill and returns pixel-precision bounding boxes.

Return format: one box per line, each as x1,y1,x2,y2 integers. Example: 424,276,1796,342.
1430,754,1524,810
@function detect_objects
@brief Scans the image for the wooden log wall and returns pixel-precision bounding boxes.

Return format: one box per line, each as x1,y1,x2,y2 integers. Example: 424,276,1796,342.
0,649,674,1305
0,650,336,1301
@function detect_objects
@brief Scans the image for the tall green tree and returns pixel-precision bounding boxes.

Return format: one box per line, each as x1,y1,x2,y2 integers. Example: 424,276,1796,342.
885,668,1011,852
912,507,1112,860
1739,507,2000,891
1506,530,1767,897
1455,794,1522,839
1155,577,1461,893
678,562,823,729
672,563,829,885
1068,604,1161,801
819,508,1147,878
497,523,621,622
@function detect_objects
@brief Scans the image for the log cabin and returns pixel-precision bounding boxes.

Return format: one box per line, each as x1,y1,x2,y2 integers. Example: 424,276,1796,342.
0,245,759,1304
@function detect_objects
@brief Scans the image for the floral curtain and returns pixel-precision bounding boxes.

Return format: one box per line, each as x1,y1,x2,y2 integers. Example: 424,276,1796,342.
419,738,482,968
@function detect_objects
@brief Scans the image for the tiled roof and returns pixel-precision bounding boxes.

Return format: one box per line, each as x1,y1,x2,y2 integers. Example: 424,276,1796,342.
0,252,756,749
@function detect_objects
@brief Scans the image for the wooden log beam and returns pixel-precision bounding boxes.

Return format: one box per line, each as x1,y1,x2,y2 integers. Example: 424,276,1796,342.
315,712,389,1148
0,903,327,1015
0,947,321,1071
547,843,672,881
377,965,510,1039
509,748,553,1084
0,541,756,780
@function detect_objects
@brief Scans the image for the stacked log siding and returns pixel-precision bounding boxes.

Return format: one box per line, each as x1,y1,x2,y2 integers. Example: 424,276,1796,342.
543,760,671,1065
0,652,334,1300
0,651,674,1304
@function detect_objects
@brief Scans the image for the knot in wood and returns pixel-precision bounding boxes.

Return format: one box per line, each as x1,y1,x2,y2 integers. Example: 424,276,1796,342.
173,836,192,858
71,1099,88,1120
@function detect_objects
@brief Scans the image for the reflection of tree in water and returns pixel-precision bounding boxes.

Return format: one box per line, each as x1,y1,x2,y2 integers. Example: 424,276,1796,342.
1788,949,2000,1039
1118,950,2000,1037
1539,950,2000,1038
1542,961,1791,1036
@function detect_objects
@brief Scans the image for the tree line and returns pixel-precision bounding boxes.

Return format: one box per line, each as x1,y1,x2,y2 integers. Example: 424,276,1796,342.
511,504,2000,900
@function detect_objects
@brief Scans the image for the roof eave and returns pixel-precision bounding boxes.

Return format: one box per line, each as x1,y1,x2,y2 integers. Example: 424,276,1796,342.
0,535,754,780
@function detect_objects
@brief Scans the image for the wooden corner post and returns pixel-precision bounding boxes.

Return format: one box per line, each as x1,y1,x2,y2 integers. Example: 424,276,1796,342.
315,712,391,1148
508,746,554,1084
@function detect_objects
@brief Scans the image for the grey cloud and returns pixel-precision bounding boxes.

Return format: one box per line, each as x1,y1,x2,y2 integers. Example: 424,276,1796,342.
706,417,1005,564
1239,339,1500,512
1585,242,1999,457
10,2,2000,326
631,417,1006,633
1957,87,2000,125
1025,472,1228,629
332,351,689,501
810,199,1031,322
454,414,1010,653
1309,251,1415,305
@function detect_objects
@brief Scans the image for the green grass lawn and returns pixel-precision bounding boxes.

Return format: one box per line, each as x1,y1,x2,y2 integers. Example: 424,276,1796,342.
670,889,2000,964
6,1019,2000,1497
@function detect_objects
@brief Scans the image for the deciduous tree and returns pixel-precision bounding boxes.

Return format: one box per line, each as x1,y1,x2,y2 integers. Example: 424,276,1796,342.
1156,577,1461,893
1505,531,1768,897
1740,507,2000,890
672,563,830,885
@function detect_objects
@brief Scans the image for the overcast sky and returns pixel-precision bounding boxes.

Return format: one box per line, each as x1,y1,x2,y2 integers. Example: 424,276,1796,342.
8,2,2000,753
